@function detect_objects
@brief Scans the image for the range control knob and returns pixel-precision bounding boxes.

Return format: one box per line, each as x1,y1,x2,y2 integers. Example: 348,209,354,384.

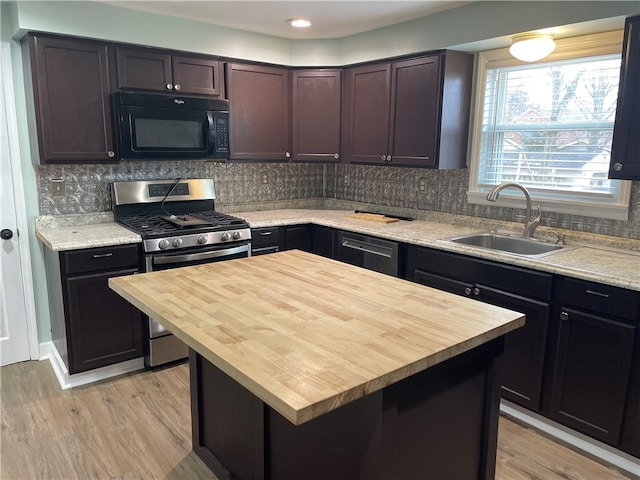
158,239,169,250
221,232,231,242
172,238,183,248
197,234,207,245
232,231,242,240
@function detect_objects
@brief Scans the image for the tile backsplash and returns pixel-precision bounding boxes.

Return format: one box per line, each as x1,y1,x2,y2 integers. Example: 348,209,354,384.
35,161,640,239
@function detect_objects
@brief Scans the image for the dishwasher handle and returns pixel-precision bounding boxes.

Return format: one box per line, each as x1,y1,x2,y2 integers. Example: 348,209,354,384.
341,238,393,258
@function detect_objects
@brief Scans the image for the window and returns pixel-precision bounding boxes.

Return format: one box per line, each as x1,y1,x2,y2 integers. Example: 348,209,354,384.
468,30,631,220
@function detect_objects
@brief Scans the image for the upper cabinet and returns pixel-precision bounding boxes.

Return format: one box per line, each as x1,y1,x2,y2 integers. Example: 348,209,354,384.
291,69,342,162
226,63,290,161
227,64,342,162
609,15,640,180
115,46,224,97
343,51,473,168
23,34,117,164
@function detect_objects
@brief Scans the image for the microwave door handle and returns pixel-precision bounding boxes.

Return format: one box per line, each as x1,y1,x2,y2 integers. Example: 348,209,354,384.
207,112,216,154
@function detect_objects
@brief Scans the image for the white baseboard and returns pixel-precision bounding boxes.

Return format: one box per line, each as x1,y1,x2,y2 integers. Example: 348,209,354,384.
39,341,145,390
500,400,640,477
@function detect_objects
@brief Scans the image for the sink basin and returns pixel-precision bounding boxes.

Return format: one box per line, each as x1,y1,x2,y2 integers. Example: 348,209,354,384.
447,233,566,257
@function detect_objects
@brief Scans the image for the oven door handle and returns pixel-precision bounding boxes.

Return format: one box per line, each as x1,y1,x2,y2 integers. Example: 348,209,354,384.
152,244,250,265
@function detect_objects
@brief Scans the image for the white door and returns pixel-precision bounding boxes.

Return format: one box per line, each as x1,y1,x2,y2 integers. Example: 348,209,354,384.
0,42,35,366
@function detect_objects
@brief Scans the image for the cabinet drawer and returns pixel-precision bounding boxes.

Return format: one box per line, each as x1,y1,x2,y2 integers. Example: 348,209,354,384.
559,278,639,322
251,227,280,248
62,244,140,275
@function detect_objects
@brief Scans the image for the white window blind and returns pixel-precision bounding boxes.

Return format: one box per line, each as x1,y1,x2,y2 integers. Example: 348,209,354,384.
479,55,620,195
468,30,631,221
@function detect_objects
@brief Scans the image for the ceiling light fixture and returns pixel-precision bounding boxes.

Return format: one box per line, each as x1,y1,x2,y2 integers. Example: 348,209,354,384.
509,33,556,62
289,18,311,28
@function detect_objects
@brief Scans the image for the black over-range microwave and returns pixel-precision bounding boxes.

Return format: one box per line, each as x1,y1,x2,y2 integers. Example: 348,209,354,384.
113,92,230,160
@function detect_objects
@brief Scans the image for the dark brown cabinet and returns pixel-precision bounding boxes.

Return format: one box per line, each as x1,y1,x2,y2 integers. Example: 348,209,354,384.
227,63,290,161
45,244,144,374
311,225,336,258
282,225,312,252
610,15,640,180
23,34,116,164
406,245,552,411
343,52,473,168
545,277,639,449
291,69,342,162
251,227,281,256
115,46,224,96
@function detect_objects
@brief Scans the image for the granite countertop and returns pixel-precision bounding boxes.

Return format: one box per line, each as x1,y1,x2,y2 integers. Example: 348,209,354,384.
35,213,141,251
35,209,640,292
109,250,525,425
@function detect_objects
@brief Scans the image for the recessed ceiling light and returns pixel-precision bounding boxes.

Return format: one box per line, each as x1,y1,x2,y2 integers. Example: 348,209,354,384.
289,18,311,28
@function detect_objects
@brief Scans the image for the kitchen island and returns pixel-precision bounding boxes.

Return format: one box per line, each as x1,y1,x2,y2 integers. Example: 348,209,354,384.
109,250,525,480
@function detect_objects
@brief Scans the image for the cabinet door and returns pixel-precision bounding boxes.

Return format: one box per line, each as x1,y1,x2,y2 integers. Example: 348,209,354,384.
312,225,336,259
549,308,636,445
388,56,440,167
291,70,341,162
479,285,550,411
227,63,290,161
610,15,640,180
283,225,312,252
115,46,173,92
64,268,144,374
343,63,391,164
27,35,116,163
172,56,223,97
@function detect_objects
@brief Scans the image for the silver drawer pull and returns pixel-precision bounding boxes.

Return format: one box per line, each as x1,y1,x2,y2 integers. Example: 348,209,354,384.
92,253,113,258
341,239,392,258
585,289,609,298
259,231,273,236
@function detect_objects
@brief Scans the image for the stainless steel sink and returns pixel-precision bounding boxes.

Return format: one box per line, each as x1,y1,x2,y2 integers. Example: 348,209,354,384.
446,233,567,257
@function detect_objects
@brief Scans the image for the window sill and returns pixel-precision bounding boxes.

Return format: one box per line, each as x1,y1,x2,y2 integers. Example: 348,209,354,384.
466,191,630,221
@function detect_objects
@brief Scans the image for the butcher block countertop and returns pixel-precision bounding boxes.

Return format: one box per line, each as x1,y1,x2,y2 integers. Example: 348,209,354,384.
109,250,525,425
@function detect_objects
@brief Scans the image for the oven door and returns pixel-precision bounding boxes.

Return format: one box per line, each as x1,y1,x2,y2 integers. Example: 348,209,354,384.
143,241,250,366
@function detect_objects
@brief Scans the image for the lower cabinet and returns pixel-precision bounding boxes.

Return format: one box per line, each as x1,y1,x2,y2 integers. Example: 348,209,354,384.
311,225,336,259
45,244,144,374
283,225,312,252
251,227,281,256
544,277,639,451
407,245,552,412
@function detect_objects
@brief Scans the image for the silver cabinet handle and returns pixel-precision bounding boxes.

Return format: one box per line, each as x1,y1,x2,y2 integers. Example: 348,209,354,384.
334,153,340,159
285,152,291,158
92,252,113,258
473,287,480,296
464,287,472,296
381,155,387,161
166,83,173,90
174,84,181,91
586,289,610,298
341,239,392,258
613,162,623,172
560,311,569,321
258,231,273,236
107,150,115,158
387,155,392,162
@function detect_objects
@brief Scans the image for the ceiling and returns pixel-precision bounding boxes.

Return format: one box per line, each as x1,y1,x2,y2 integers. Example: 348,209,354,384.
100,1,473,40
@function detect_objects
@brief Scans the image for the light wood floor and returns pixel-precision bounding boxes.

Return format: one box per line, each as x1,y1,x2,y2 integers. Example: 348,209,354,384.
1,360,635,480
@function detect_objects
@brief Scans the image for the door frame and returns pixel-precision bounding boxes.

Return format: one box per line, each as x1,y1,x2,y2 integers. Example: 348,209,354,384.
1,41,39,360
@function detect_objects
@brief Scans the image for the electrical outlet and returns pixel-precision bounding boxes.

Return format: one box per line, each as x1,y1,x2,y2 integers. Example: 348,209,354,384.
418,178,426,192
51,180,65,197
261,173,269,184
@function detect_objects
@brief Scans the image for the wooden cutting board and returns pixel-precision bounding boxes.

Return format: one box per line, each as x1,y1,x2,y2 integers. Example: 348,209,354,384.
348,213,399,223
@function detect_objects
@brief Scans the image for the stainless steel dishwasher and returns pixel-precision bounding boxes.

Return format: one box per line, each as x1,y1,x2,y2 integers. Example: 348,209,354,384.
336,231,399,277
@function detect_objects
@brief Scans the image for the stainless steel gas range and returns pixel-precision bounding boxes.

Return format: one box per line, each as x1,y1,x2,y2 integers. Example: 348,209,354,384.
112,178,251,367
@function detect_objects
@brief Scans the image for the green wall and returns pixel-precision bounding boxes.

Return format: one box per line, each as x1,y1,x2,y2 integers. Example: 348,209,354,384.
3,0,639,345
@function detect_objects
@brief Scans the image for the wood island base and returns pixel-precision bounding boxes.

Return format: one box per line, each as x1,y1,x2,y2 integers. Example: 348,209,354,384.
189,338,505,480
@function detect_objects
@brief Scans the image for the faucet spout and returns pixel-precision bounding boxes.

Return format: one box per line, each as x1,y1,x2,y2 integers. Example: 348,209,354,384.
486,182,542,238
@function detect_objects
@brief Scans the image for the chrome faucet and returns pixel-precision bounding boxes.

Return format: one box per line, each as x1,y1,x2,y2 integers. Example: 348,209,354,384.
486,182,542,238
